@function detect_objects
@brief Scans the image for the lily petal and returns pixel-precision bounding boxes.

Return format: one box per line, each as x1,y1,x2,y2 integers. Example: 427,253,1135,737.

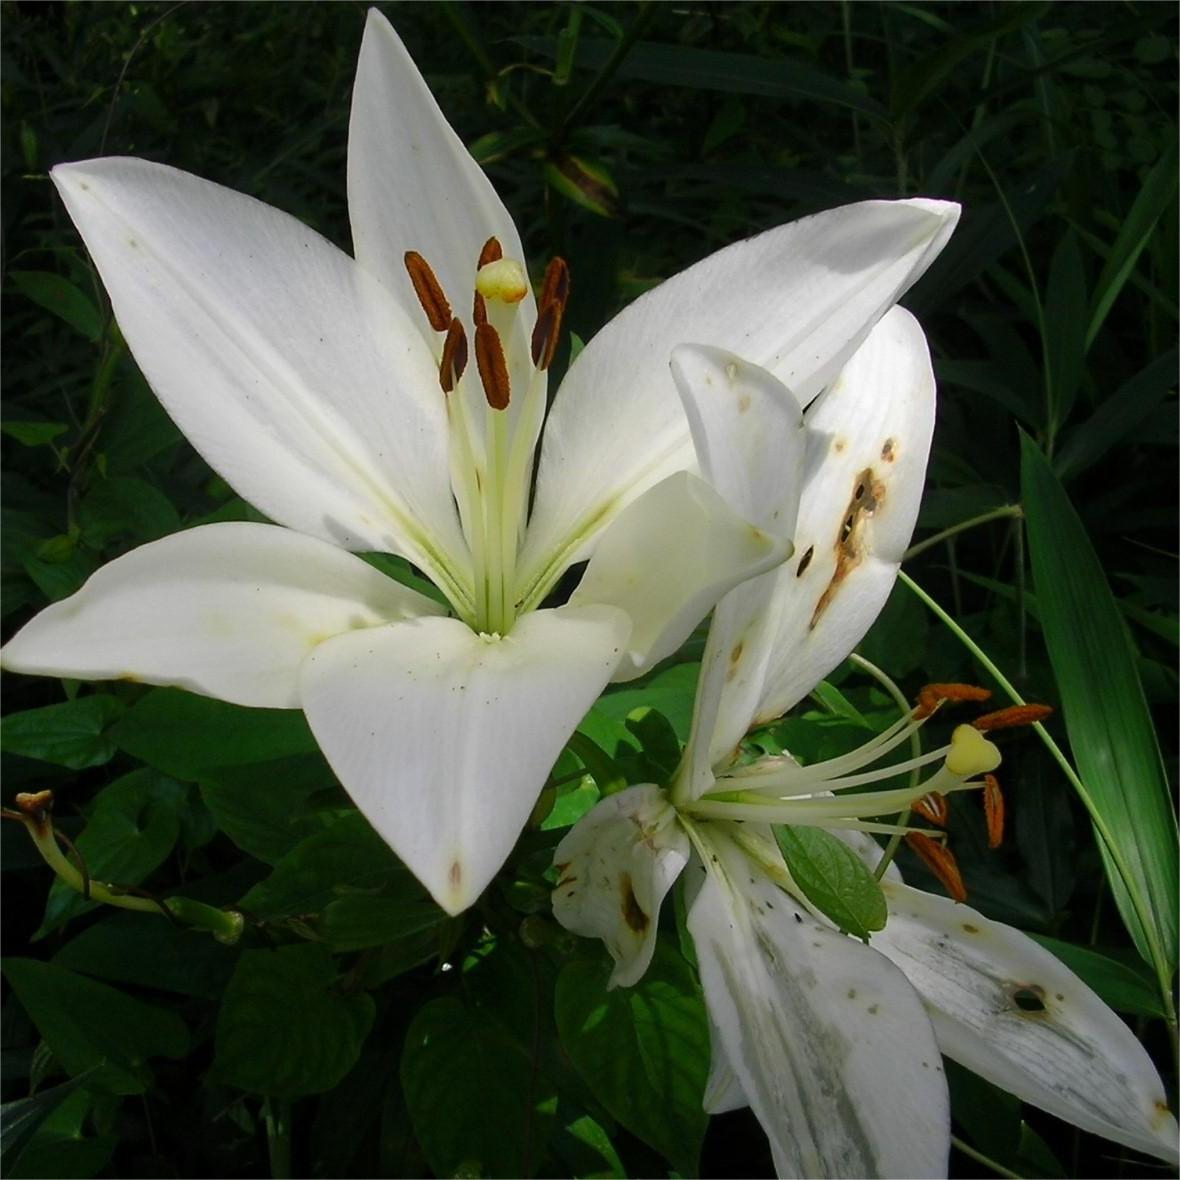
755,305,937,724
519,199,958,596
551,784,689,988
299,605,631,914
875,881,1180,1165
569,472,788,682
50,158,468,594
0,523,440,708
669,347,806,796
688,826,950,1179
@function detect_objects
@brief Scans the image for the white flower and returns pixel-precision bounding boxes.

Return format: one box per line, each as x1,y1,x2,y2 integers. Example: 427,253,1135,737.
0,10,957,916
553,315,1179,1175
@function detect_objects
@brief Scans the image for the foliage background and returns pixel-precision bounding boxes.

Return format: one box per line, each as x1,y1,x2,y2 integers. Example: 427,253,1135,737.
1,2,1176,1177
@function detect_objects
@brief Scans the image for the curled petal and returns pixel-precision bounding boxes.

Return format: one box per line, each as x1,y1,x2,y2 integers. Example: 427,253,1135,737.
1,523,440,708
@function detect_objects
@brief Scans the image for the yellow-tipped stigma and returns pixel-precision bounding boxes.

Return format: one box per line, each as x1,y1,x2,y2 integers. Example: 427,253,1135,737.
946,724,1002,777
475,258,528,304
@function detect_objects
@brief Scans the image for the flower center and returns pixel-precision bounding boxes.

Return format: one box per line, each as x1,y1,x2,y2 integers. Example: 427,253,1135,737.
402,240,570,634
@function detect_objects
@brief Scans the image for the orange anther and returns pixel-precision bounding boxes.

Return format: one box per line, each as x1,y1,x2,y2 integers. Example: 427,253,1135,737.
972,704,1054,732
477,237,503,268
915,683,992,720
439,318,468,394
912,791,949,828
403,251,452,333
983,774,1005,849
906,832,967,903
475,323,510,410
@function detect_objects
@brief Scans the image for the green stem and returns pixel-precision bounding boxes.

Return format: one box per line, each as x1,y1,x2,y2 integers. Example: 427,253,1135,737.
903,505,1023,561
951,1134,1023,1179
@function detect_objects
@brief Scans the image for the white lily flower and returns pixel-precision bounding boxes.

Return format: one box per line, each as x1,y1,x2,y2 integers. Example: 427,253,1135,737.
1,9,959,916
553,311,1179,1175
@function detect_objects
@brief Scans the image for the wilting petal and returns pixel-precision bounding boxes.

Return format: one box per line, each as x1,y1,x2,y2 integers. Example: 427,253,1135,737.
348,11,533,346
0,523,438,708
551,784,689,988
519,199,958,593
755,306,936,723
688,827,950,1179
51,159,468,592
669,347,806,795
874,881,1180,1164
569,472,788,682
300,606,631,914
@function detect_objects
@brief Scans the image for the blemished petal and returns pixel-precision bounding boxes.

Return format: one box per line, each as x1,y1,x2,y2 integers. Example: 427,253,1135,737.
669,347,806,796
299,605,631,915
551,784,689,988
754,305,937,724
519,198,958,596
0,523,441,709
50,158,469,596
687,826,950,1179
874,880,1180,1165
569,472,789,683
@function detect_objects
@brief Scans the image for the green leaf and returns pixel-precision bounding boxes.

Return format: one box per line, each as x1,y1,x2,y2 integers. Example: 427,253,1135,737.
401,994,545,1179
1028,934,1168,1019
1020,434,1178,989
775,826,887,939
199,753,337,863
1,695,125,769
238,811,404,919
1,959,189,1094
555,941,709,1176
40,769,185,932
9,271,102,341
212,943,374,1099
1086,141,1178,350
111,687,317,779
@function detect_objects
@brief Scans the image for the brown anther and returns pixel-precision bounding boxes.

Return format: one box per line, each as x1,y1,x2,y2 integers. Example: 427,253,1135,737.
906,832,967,903
473,291,488,327
912,791,949,828
914,683,993,720
972,704,1054,732
439,318,468,394
478,237,504,268
983,774,1005,849
474,323,511,410
403,251,452,332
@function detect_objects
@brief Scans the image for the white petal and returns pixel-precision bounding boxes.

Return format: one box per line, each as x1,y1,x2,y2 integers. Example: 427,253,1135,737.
668,347,806,795
299,606,631,914
569,472,788,682
0,523,440,708
688,826,950,1179
755,305,937,723
875,881,1180,1165
51,158,469,592
551,784,689,988
519,199,958,595
348,11,532,343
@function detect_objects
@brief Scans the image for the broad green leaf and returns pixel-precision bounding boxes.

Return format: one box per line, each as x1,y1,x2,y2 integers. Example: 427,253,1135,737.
0,694,125,769
401,994,548,1179
1,958,189,1094
775,826,888,939
199,753,337,863
1028,934,1168,1018
111,687,316,779
238,811,403,919
1086,141,1178,350
212,943,374,1099
9,271,102,341
1021,434,1178,989
40,769,185,932
1044,231,1088,432
555,941,709,1176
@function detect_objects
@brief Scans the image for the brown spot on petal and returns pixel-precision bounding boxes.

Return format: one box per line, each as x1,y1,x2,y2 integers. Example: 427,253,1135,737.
809,468,881,629
619,872,649,934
